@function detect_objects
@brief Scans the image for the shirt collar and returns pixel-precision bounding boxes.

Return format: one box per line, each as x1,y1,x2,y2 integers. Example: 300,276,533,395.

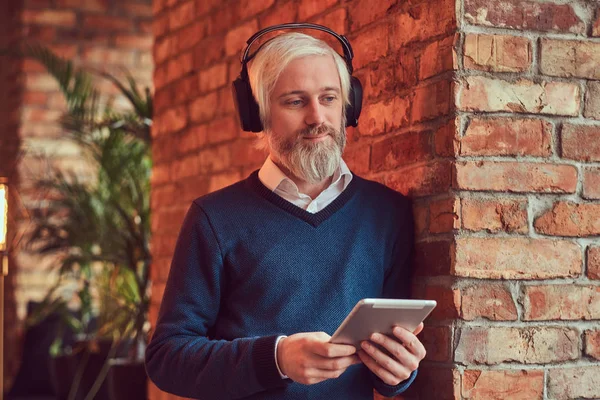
258,156,352,195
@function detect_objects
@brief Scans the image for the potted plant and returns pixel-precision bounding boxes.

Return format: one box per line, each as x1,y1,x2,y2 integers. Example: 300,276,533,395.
21,44,153,400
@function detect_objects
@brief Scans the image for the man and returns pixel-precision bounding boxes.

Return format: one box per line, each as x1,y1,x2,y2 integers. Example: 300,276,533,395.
145,30,425,399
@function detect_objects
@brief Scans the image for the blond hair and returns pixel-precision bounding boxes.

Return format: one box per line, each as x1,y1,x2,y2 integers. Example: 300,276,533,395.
247,32,351,131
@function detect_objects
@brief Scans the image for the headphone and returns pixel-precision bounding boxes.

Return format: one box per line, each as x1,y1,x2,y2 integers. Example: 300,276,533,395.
232,23,363,133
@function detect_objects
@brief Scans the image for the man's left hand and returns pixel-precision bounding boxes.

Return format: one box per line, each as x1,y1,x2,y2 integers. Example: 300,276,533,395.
357,322,426,386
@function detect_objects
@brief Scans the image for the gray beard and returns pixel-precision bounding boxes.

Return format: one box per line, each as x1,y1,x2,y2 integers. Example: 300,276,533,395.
268,123,346,184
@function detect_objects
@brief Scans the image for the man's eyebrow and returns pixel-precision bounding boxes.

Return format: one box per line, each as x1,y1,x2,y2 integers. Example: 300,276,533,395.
278,87,341,98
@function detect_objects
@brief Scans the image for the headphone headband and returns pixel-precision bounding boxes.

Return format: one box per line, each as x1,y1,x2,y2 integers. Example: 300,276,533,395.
240,23,355,74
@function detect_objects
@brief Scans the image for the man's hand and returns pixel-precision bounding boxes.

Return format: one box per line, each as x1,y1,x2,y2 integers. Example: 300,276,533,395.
357,322,426,386
277,332,361,385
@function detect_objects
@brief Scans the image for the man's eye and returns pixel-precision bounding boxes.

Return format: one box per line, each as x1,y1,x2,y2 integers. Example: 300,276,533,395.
287,99,303,106
323,96,336,103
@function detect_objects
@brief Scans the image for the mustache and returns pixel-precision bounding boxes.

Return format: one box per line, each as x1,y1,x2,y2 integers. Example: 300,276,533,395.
297,124,337,137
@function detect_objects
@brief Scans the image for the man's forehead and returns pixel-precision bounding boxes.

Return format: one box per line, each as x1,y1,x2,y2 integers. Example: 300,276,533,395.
273,55,341,93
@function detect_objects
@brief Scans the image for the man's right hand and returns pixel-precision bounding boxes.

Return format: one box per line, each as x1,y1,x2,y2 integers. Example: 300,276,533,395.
277,332,361,385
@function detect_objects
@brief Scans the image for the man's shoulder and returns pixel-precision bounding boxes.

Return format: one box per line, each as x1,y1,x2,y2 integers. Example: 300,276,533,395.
191,171,257,211
352,174,411,209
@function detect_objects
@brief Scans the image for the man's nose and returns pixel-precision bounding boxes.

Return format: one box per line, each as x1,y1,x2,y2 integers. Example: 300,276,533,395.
304,99,326,126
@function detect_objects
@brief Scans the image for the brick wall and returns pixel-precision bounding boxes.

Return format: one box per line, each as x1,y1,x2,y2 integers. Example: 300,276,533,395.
150,0,599,399
0,0,153,389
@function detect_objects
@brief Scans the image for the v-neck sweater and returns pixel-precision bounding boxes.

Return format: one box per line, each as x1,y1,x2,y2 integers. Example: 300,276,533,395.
145,170,416,400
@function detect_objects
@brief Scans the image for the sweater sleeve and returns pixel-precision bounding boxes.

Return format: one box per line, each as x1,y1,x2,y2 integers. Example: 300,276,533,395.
145,202,289,399
371,196,418,397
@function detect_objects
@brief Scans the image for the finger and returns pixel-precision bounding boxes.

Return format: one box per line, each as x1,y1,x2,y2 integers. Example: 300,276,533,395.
413,322,424,335
311,354,359,371
361,340,413,381
369,333,417,369
357,349,405,386
392,326,427,360
312,341,357,358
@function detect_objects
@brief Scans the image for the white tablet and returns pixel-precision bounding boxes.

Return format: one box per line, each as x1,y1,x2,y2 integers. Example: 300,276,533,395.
329,299,437,348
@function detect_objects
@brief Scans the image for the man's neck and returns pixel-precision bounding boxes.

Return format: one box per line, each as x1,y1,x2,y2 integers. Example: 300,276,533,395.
270,157,333,199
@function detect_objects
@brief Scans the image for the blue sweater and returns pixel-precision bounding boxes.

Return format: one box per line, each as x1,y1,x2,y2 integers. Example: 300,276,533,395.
145,170,416,399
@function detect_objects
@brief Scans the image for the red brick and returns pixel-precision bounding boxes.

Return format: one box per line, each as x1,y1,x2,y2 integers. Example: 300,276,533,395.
454,237,581,279
420,35,455,80
562,124,600,162
464,0,585,34
398,367,460,400
585,81,600,120
394,50,418,90
355,57,395,100
429,197,460,234
22,26,56,42
349,0,395,30
391,0,456,49
169,0,195,31
237,0,275,20
462,370,544,400
524,285,600,321
386,160,452,197
189,92,218,124
352,23,389,70
298,0,337,20
589,247,600,280
259,0,298,28
151,184,176,211
46,44,78,59
115,34,153,49
225,20,259,57
435,118,459,157
208,171,243,193
150,163,170,185
548,367,600,400
231,140,268,168
455,161,577,194
584,168,600,200
357,97,410,136
207,6,240,36
313,8,347,36
413,284,460,320
195,0,220,16
456,326,579,364
154,37,174,65
154,106,188,136
173,76,199,105
457,76,580,116
461,197,528,234
198,63,228,93
153,14,169,39
24,74,59,91
177,21,206,52
370,131,431,172
412,202,428,237
460,284,518,321
83,15,131,31
461,118,552,157
593,9,600,37
22,10,76,27
541,39,600,80
57,0,108,12
151,206,189,236
534,201,600,237
178,124,207,154
420,325,451,362
585,330,600,360
207,117,238,144
23,91,48,105
464,34,532,73
413,239,453,277
343,143,370,175
166,52,193,83
412,79,452,122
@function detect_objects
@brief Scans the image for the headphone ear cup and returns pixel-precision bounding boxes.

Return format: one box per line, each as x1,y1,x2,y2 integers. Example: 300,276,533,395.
345,76,363,127
232,76,263,132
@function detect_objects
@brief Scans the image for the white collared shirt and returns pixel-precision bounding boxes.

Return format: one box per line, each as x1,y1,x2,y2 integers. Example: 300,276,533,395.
258,156,353,378
258,156,353,213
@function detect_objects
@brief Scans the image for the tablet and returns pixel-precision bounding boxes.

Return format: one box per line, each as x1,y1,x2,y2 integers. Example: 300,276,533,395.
329,299,437,348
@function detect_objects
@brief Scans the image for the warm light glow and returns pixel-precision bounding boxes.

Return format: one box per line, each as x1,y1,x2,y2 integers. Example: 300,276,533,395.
0,183,7,251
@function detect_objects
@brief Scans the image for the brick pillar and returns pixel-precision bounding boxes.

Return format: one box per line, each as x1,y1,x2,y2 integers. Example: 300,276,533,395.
0,0,153,391
444,1,600,399
150,0,599,399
